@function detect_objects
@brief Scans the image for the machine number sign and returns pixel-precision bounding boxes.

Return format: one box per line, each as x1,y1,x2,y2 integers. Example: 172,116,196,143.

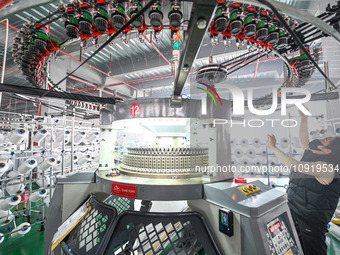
130,103,141,117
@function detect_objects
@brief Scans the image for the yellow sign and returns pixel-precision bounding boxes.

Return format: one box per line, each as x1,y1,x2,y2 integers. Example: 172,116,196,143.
285,248,293,255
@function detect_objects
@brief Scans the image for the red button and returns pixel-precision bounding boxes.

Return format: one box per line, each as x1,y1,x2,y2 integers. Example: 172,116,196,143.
235,178,247,183
248,185,253,191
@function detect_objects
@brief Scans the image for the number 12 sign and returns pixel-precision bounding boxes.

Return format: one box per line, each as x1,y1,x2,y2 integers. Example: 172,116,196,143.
130,103,141,117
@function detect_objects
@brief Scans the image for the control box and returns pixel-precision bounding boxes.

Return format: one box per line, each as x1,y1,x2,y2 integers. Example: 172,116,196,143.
265,215,299,255
189,180,303,255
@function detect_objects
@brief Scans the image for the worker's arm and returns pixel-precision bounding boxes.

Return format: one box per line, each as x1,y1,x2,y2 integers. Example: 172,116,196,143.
299,110,310,150
267,134,335,184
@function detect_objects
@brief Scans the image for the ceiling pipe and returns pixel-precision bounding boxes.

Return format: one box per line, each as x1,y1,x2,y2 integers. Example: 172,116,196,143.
66,85,98,97
0,21,17,31
67,86,121,101
67,76,125,99
78,73,177,93
142,34,175,69
68,75,97,88
0,65,21,74
69,87,99,94
59,50,146,96
1,100,24,107
107,73,175,87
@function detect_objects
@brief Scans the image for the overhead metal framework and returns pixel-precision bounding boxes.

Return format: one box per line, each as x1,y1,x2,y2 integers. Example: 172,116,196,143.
172,0,217,96
0,83,119,105
1,0,340,113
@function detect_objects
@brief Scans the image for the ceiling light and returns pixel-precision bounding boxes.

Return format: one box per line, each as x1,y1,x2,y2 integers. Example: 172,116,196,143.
116,43,123,50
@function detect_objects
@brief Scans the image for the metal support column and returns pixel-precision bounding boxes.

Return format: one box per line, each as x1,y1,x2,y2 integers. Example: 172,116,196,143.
61,112,66,176
324,61,330,92
0,18,9,105
71,107,75,172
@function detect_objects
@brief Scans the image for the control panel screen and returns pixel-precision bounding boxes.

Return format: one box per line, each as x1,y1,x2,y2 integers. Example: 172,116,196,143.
221,211,229,226
269,220,281,237
265,214,299,255
219,209,233,237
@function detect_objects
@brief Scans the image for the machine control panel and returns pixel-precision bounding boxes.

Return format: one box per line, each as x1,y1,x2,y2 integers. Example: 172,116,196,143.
265,215,299,255
238,184,260,195
218,209,233,237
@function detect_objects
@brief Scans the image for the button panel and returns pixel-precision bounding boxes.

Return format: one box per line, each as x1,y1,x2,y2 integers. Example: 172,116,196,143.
238,184,260,195
266,216,298,255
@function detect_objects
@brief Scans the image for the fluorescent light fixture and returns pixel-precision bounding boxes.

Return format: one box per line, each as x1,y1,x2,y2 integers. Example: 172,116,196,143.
116,44,123,50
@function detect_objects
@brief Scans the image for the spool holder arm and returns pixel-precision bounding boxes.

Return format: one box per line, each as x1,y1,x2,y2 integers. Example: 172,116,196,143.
297,2,340,34
257,0,337,89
